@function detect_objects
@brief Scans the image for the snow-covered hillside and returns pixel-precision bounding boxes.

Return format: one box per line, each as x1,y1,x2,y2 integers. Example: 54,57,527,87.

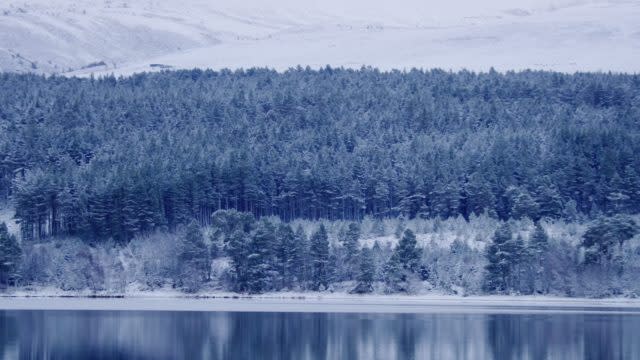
1,0,638,75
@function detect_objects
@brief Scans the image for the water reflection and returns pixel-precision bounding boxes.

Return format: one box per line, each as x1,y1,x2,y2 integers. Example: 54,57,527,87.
1,310,639,359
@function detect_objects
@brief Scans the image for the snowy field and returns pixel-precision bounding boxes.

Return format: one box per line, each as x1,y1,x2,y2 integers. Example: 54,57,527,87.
1,294,640,314
1,0,638,75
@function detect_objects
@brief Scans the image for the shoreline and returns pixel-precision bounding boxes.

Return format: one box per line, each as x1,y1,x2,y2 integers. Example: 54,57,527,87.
2,293,640,314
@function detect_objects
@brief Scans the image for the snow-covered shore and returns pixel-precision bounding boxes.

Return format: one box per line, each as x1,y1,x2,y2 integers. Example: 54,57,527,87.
1,293,640,314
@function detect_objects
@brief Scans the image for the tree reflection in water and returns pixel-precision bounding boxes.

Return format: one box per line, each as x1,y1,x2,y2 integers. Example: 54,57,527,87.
1,310,639,359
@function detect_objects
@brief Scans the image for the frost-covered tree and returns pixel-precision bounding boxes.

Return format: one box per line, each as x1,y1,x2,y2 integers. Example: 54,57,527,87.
581,215,638,265
484,223,518,293
293,225,310,289
275,223,296,289
527,222,550,293
383,229,421,292
226,229,251,292
340,222,361,279
309,224,330,290
394,229,421,272
0,223,21,287
3,69,639,242
508,187,539,220
246,220,276,293
351,247,375,294
177,222,209,292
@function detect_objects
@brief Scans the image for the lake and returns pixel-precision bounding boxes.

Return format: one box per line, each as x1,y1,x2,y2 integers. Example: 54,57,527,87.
1,309,640,359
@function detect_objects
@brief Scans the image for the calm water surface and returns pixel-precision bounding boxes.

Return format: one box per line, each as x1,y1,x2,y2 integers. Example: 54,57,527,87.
1,310,639,359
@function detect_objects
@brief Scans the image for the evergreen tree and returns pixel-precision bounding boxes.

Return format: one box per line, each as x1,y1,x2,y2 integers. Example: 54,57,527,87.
0,223,21,288
528,222,550,293
383,229,421,292
622,165,640,212
509,187,539,220
246,220,276,293
226,229,251,292
511,234,527,293
177,222,209,292
383,251,407,293
394,229,421,272
581,215,638,265
341,222,361,279
464,172,496,217
351,247,375,294
275,223,296,289
484,223,515,293
535,184,564,219
293,225,310,289
310,224,330,290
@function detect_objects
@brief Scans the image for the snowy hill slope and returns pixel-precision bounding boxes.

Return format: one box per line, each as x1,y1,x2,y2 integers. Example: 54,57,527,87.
0,0,638,75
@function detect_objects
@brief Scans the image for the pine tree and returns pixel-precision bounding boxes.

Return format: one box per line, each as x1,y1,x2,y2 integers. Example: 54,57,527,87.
484,223,514,293
341,222,360,279
177,221,209,292
528,222,550,293
509,187,539,220
0,223,21,288
293,225,309,289
351,247,375,294
535,184,563,219
310,224,330,290
383,252,406,292
581,215,638,265
275,223,296,289
622,165,640,213
464,172,496,217
383,229,421,293
395,229,421,272
246,220,276,293
371,241,387,282
510,234,526,292
226,229,251,292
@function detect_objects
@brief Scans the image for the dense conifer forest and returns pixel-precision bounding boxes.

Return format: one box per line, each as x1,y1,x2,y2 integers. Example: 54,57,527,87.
0,68,639,296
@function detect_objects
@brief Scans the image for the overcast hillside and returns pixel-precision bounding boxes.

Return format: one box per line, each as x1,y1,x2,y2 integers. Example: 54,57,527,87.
1,0,638,75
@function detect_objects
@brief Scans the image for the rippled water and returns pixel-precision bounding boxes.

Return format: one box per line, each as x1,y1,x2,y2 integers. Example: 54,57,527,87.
1,310,639,359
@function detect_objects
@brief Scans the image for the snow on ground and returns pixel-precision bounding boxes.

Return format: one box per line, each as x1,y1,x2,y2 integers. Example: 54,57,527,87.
1,293,640,314
0,205,19,239
0,0,638,75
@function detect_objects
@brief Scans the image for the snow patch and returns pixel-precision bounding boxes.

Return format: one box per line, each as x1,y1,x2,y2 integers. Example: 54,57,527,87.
0,206,19,239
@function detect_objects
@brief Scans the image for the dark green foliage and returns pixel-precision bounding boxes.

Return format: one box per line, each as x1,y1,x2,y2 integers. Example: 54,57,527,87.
275,224,296,289
484,223,526,293
508,187,540,220
0,223,21,287
340,222,361,279
0,69,638,243
177,222,209,292
226,229,251,292
581,215,638,265
246,220,276,293
310,224,330,290
292,226,310,289
527,222,551,294
383,252,408,293
351,247,375,294
395,229,421,272
383,229,422,292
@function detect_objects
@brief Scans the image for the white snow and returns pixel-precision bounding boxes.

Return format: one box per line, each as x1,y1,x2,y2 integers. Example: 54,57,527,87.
0,0,638,75
0,205,19,239
1,294,640,314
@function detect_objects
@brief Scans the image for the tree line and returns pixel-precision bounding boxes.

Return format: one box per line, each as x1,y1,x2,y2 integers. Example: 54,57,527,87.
2,210,637,297
0,68,639,243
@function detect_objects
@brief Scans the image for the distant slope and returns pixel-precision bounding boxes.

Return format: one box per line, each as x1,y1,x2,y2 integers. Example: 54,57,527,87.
0,0,638,75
